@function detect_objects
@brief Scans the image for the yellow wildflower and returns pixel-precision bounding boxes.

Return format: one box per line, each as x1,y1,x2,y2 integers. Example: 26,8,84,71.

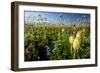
73,38,80,49
76,31,82,39
82,28,86,32
69,36,75,45
62,28,64,32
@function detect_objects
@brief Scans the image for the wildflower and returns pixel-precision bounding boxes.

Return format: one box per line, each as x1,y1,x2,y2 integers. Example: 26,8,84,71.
58,14,64,24
76,31,82,39
62,28,64,32
69,36,75,45
38,14,41,17
72,38,80,50
59,14,63,18
82,28,86,32
44,17,47,21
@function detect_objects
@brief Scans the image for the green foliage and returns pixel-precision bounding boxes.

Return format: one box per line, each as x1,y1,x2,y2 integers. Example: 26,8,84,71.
24,32,34,47
24,23,90,61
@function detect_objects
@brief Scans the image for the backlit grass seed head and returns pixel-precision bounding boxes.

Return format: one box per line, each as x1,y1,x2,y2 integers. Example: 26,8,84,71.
72,38,80,49
69,36,75,45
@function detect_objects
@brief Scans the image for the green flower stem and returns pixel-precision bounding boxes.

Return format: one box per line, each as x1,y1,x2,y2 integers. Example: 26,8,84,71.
76,49,80,59
70,45,73,55
73,49,76,59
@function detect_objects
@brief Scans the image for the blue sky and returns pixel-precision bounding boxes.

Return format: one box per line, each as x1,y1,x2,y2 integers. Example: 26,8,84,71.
24,11,90,25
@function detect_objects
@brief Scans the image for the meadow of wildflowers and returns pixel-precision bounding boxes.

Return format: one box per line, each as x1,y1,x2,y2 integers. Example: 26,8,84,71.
24,12,90,61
